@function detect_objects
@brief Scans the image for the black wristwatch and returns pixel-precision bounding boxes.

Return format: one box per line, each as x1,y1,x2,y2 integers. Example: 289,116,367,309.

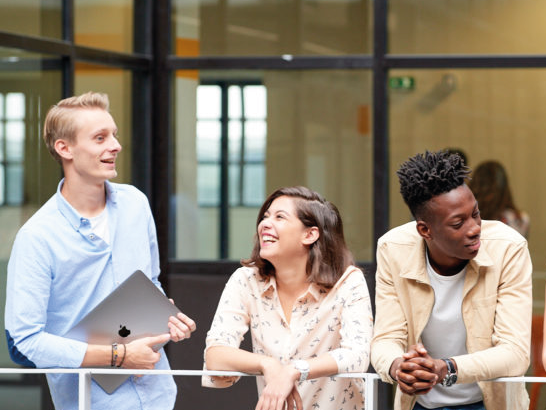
440,358,457,387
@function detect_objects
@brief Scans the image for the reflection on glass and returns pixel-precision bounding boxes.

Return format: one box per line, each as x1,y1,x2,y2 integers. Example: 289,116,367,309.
0,166,3,204
174,70,372,261
243,164,265,206
197,122,221,162
245,86,267,119
197,164,220,206
6,122,24,162
75,63,132,184
228,121,242,162
389,0,546,54
0,0,62,39
245,121,266,162
228,86,242,119
171,0,372,56
229,164,241,206
74,0,134,52
0,47,62,386
5,165,23,205
6,94,25,120
197,86,221,118
0,95,3,163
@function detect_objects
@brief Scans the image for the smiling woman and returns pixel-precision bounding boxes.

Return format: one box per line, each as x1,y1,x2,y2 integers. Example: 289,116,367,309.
202,186,374,410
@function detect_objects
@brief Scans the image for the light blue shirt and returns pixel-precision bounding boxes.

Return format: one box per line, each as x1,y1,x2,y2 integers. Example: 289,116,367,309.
5,179,176,410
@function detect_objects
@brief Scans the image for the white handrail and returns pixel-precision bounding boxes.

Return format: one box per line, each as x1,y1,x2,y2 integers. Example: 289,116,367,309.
0,368,380,410
1,368,544,410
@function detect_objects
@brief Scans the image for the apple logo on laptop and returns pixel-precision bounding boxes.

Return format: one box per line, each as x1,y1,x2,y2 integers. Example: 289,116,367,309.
118,325,131,338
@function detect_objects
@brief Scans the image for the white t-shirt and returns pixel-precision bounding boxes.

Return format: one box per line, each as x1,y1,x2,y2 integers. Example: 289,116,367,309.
89,207,110,245
417,253,483,408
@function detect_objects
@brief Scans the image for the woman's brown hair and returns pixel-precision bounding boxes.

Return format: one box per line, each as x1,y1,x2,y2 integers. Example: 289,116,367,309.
242,186,354,288
468,160,521,220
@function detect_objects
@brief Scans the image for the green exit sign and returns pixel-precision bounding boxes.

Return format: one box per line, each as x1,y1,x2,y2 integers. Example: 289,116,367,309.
389,76,415,90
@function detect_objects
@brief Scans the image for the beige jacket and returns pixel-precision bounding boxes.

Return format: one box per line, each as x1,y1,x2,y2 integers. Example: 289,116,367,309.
371,220,532,410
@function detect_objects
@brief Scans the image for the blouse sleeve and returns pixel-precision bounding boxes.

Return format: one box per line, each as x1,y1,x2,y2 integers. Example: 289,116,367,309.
327,267,374,373
202,267,252,388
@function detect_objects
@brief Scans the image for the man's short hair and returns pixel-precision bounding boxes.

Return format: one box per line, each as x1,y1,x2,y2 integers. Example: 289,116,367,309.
397,150,470,219
43,91,110,163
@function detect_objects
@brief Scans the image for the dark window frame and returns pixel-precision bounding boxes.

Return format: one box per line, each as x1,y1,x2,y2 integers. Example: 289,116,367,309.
0,0,545,273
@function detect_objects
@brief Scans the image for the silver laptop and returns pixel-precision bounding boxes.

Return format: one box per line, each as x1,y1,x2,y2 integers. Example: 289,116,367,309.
65,270,180,393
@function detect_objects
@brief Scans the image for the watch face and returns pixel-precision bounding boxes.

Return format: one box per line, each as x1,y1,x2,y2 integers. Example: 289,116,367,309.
444,374,457,387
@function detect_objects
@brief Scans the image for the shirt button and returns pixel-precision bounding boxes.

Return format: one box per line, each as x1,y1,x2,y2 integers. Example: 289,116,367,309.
89,234,95,239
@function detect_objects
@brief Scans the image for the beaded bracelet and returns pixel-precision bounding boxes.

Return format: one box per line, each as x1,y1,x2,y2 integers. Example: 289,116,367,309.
111,342,119,367
117,344,126,368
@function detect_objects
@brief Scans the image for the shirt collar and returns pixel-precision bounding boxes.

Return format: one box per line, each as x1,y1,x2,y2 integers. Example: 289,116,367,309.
56,179,117,231
259,274,322,302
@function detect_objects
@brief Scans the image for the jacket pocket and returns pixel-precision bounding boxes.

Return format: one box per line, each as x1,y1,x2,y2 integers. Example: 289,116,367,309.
470,294,497,338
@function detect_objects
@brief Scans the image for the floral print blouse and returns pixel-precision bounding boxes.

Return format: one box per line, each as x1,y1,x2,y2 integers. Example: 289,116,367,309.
203,265,374,410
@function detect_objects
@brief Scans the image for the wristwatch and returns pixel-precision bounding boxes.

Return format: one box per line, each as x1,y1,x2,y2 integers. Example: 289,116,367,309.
292,360,310,382
440,358,458,387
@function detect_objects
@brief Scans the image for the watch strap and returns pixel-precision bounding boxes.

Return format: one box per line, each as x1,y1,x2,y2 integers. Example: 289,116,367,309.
440,358,457,387
292,360,310,382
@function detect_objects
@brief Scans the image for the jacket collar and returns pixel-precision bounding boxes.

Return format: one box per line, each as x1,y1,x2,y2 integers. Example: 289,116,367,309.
399,236,494,282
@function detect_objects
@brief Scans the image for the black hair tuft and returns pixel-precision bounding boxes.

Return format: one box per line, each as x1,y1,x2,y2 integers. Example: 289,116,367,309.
397,150,470,218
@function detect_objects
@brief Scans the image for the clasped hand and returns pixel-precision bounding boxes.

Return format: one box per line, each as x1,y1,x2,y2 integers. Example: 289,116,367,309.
255,359,303,410
392,344,447,396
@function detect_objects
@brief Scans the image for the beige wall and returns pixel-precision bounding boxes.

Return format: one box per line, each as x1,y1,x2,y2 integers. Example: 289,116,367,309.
264,71,373,260
389,0,546,54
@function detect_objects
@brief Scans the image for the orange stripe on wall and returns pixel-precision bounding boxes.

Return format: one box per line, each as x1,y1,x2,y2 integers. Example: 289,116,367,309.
176,38,200,80
358,105,371,135
75,34,126,52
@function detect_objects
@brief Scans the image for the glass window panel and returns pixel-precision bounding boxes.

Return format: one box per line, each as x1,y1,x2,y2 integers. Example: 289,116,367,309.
229,121,242,162
75,63,132,184
228,86,242,119
0,49,63,373
171,0,373,56
174,69,373,261
389,0,546,54
229,164,241,206
0,165,4,205
0,124,4,162
5,164,23,205
0,0,62,39
197,164,220,206
197,86,221,119
244,86,267,119
243,164,265,207
245,132,266,163
6,93,25,120
197,121,221,162
245,120,266,155
74,0,133,53
389,68,546,317
6,121,24,161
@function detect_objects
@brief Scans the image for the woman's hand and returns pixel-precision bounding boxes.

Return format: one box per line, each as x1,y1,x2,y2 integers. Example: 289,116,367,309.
255,358,303,410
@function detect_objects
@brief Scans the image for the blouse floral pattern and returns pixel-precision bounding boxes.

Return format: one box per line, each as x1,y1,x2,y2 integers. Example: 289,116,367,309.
203,265,373,410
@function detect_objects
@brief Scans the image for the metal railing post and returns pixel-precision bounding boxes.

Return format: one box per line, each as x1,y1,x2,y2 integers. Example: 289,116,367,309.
365,374,379,410
78,370,92,410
